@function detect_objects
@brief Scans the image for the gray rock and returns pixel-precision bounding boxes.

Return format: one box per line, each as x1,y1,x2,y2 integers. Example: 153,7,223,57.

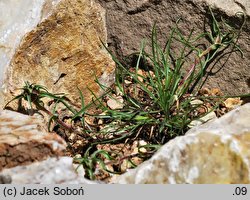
0,157,96,184
0,174,12,184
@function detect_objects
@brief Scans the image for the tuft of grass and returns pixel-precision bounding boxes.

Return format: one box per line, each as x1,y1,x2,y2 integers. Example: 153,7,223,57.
96,9,247,143
74,9,249,180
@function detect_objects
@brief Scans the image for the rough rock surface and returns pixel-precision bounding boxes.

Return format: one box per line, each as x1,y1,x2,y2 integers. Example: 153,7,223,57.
0,157,96,184
1,0,115,107
112,103,250,184
97,0,250,95
0,110,66,171
0,0,58,85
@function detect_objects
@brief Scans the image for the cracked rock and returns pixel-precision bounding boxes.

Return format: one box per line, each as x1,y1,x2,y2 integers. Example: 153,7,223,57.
0,110,66,171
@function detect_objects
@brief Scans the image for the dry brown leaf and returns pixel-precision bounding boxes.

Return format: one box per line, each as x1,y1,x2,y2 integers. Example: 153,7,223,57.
137,69,144,82
198,88,211,96
211,88,223,96
84,116,95,126
224,98,243,110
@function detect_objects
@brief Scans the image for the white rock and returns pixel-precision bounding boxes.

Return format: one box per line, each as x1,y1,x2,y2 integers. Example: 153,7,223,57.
188,111,217,128
0,157,96,184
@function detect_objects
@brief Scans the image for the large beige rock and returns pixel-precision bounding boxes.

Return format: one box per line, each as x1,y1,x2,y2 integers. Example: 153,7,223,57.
0,157,96,184
0,0,58,85
112,103,250,184
97,0,250,95
0,110,66,171
1,0,115,107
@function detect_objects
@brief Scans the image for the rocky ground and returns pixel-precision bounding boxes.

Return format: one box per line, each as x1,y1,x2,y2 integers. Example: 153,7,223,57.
56,69,245,182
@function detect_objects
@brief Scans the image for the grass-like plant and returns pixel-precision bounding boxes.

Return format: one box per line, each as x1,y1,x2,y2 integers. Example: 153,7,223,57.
74,10,249,180
4,81,78,133
94,9,247,143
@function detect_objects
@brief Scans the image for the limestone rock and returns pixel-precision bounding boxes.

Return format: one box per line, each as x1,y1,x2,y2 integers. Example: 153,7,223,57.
112,103,250,184
1,0,115,108
0,110,66,171
188,111,217,128
185,102,250,136
97,0,250,95
0,0,57,85
0,157,96,184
